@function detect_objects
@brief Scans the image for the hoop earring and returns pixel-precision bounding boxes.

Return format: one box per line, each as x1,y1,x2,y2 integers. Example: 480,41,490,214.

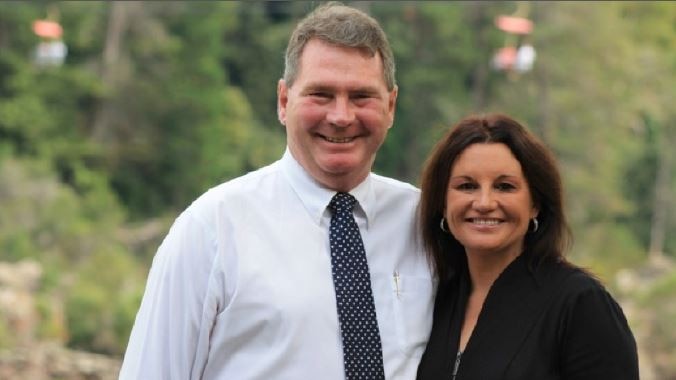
531,217,539,233
440,217,449,233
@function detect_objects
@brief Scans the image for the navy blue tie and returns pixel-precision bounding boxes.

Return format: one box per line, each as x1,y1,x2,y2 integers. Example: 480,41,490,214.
328,192,385,380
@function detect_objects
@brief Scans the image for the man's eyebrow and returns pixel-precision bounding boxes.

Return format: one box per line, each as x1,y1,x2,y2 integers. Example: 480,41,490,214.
302,83,381,94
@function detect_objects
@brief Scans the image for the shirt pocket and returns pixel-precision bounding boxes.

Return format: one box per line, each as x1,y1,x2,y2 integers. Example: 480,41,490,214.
390,274,435,357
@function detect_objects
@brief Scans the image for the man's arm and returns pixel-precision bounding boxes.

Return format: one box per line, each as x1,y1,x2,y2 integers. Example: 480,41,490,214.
119,210,219,379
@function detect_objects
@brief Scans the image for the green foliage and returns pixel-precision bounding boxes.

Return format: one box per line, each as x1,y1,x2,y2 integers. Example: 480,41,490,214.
65,247,144,354
639,272,676,304
570,222,645,284
221,2,292,131
621,114,659,249
635,269,676,378
373,2,505,181
35,292,66,342
65,282,107,351
64,1,288,218
0,157,134,354
0,320,11,349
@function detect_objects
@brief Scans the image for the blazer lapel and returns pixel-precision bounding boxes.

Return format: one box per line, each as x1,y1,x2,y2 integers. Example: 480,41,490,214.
417,269,470,379
458,256,573,378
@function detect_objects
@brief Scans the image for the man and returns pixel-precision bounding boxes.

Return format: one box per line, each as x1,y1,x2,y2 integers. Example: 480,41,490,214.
119,3,434,379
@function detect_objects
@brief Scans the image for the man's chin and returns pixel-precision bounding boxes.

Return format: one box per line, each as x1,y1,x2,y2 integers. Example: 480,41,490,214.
320,159,361,175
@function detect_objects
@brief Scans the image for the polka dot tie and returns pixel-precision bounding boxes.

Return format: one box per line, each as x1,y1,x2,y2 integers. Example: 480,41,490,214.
328,192,385,380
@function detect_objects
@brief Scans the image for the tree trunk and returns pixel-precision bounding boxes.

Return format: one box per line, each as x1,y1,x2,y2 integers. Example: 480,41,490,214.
91,2,133,143
649,119,673,260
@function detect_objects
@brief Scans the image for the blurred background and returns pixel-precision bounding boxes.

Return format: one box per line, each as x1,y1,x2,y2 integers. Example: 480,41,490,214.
0,1,673,379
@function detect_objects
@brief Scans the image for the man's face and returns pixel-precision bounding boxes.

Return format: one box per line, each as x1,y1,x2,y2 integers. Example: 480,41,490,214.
277,39,397,191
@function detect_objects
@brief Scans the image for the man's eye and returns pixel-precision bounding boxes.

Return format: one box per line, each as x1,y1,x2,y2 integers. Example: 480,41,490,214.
352,93,372,99
310,92,331,98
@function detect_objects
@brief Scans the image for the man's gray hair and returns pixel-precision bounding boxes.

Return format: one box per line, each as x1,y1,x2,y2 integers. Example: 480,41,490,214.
283,2,396,91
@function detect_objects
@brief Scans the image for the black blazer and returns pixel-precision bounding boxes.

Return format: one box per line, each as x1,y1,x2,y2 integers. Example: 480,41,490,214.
417,255,639,380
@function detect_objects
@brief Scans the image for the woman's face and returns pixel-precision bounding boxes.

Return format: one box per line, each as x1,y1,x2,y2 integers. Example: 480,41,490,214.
444,143,538,260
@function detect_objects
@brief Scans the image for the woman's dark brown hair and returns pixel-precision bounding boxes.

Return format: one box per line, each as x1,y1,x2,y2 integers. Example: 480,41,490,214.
419,114,572,279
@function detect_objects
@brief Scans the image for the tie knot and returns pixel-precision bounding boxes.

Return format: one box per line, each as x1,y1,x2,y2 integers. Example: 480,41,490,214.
329,192,357,213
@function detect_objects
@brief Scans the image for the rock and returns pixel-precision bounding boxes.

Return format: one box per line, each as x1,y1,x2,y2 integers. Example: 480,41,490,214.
0,343,121,380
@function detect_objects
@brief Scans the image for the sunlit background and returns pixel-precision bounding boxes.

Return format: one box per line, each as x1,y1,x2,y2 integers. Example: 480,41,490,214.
0,1,674,379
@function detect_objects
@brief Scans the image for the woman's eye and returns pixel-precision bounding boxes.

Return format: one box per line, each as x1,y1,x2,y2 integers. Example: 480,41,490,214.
456,183,476,191
496,182,516,191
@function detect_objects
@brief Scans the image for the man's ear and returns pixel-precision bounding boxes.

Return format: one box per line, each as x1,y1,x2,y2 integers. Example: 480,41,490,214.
277,79,288,126
387,85,398,129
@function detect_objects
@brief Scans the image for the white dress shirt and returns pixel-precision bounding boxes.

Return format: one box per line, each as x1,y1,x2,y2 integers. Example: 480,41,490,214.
119,149,435,380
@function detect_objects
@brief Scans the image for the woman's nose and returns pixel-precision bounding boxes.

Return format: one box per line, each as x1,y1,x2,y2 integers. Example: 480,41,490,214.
473,190,496,210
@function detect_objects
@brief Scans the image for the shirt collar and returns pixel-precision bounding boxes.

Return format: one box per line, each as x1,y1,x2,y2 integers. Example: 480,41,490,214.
280,148,375,227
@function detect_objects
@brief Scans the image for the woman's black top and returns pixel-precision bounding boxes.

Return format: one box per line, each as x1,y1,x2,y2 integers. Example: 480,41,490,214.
417,255,639,380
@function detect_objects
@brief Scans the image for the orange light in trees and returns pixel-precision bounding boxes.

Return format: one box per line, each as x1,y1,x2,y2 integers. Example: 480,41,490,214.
32,20,63,39
495,15,533,35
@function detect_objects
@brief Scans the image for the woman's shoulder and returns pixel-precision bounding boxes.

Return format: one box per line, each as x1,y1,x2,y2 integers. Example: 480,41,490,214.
548,262,638,378
540,260,626,315
534,259,610,299
562,263,608,293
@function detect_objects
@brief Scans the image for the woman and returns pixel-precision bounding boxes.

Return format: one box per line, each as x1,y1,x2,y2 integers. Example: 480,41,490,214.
416,114,638,379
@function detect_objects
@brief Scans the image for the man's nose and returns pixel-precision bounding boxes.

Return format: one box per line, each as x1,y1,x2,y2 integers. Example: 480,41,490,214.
326,96,355,127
